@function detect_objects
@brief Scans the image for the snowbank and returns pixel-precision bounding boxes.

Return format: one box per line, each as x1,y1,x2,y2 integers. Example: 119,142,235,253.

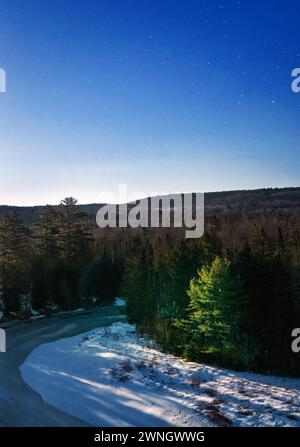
20,322,300,427
114,297,126,307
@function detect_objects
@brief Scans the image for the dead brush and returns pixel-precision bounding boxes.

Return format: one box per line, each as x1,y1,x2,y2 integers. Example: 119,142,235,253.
120,359,134,373
238,384,256,398
202,404,232,427
149,356,160,367
110,365,130,382
136,360,147,369
164,366,176,376
102,327,114,338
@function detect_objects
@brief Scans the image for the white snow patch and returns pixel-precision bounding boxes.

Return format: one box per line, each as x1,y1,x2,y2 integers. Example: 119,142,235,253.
20,322,300,427
30,315,45,321
114,297,126,307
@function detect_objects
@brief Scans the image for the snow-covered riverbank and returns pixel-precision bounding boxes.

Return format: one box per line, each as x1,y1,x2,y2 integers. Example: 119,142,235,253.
20,321,300,427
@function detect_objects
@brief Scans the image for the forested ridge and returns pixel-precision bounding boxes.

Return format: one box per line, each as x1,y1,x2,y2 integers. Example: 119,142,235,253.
1,190,300,376
1,186,300,226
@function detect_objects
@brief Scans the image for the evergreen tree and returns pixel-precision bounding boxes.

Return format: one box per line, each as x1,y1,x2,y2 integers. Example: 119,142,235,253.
57,197,91,263
35,205,60,260
183,256,245,366
31,206,61,308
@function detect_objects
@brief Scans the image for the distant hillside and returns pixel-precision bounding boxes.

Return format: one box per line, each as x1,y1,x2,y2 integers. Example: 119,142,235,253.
1,187,300,226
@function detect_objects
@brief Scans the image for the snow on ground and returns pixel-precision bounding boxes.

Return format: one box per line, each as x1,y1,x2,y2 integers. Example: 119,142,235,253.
114,297,126,307
20,322,300,427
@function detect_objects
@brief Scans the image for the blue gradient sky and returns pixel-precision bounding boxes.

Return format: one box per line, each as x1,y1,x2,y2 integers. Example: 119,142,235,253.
0,0,300,205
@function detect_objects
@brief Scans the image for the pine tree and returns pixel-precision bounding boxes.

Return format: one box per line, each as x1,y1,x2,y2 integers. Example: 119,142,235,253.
0,213,29,274
35,205,60,260
184,256,245,365
32,206,61,308
57,197,92,263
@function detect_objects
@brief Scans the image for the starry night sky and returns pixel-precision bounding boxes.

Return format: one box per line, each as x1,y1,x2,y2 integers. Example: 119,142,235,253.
0,0,300,205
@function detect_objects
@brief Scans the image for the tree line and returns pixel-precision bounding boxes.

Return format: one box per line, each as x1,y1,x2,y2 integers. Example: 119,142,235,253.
0,197,120,315
121,220,300,376
0,197,299,376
